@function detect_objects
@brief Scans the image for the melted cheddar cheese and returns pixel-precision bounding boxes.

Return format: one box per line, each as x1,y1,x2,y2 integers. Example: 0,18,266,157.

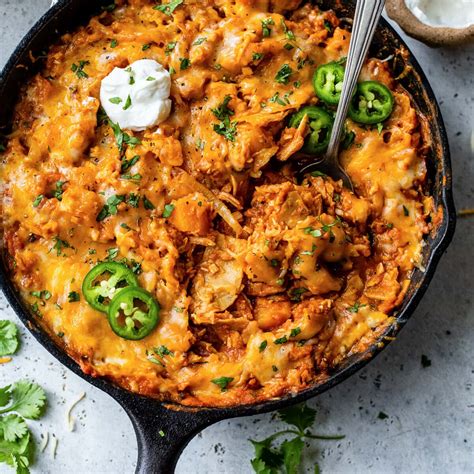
0,0,433,407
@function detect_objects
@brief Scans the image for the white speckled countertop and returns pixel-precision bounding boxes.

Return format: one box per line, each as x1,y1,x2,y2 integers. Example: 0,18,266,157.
0,1,473,473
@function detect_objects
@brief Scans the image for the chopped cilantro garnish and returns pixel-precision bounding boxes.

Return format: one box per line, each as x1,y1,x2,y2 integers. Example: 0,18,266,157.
109,97,122,104
143,196,155,210
51,236,71,256
153,0,184,16
259,340,268,352
261,17,275,37
107,248,119,260
212,95,237,142
123,95,132,110
127,193,140,208
281,18,296,41
162,204,175,218
121,155,140,173
180,58,191,70
193,37,207,46
275,63,293,84
142,43,151,51
348,301,367,313
68,291,80,303
211,376,234,392
33,195,44,208
96,194,126,222
290,327,301,338
71,60,90,79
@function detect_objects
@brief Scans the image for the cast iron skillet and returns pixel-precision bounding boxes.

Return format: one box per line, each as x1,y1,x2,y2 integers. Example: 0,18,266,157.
0,1,456,472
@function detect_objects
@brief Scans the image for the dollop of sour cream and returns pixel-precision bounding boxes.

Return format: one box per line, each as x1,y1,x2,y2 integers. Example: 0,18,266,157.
406,0,474,29
100,59,172,131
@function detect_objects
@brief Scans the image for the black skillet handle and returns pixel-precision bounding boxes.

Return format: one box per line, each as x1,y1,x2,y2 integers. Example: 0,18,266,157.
117,392,225,474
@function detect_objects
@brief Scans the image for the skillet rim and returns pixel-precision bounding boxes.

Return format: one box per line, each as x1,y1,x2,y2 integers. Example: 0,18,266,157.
0,0,456,418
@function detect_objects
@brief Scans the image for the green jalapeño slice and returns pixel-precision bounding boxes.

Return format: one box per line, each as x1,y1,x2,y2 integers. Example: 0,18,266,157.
82,262,139,313
107,287,160,340
289,106,334,155
313,62,345,105
348,80,394,124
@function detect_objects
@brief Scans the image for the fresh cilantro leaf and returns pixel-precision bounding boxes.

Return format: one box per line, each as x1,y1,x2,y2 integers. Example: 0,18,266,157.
0,321,19,357
281,18,295,41
51,237,71,256
154,346,174,358
0,430,34,472
180,58,191,70
212,95,234,121
193,37,207,46
288,287,308,302
143,196,155,210
127,193,140,208
348,301,367,313
0,387,11,408
109,97,122,104
323,19,333,33
303,226,322,238
165,41,177,55
274,336,288,345
142,43,151,51
121,155,140,173
212,96,237,141
253,52,264,61
281,437,304,474
0,415,28,442
279,403,316,434
261,17,275,37
213,118,237,141
162,204,175,218
110,39,118,48
32,195,43,208
68,292,80,303
108,120,141,152
275,64,293,85
107,248,119,260
211,377,233,392
0,381,46,420
250,436,284,473
154,0,184,16
259,340,268,352
123,95,132,110
290,327,301,338
97,195,126,222
71,60,90,79
53,181,65,201
269,92,288,106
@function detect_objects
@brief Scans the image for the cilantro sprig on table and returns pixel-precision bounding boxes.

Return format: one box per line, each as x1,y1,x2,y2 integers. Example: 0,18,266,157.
0,381,47,474
0,321,19,357
250,403,344,474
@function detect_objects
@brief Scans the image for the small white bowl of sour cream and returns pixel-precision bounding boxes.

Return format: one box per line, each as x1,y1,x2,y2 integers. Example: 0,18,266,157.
386,0,474,46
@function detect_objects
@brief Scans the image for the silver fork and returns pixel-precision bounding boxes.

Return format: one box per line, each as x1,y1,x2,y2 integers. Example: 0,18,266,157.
299,0,386,191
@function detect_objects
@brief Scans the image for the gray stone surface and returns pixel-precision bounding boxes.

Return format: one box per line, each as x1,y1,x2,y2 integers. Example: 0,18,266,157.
0,1,473,473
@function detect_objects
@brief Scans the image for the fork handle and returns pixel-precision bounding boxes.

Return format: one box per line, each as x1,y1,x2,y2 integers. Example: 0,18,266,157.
325,0,385,164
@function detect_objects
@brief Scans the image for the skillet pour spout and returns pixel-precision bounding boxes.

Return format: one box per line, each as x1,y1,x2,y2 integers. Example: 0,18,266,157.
0,0,455,473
